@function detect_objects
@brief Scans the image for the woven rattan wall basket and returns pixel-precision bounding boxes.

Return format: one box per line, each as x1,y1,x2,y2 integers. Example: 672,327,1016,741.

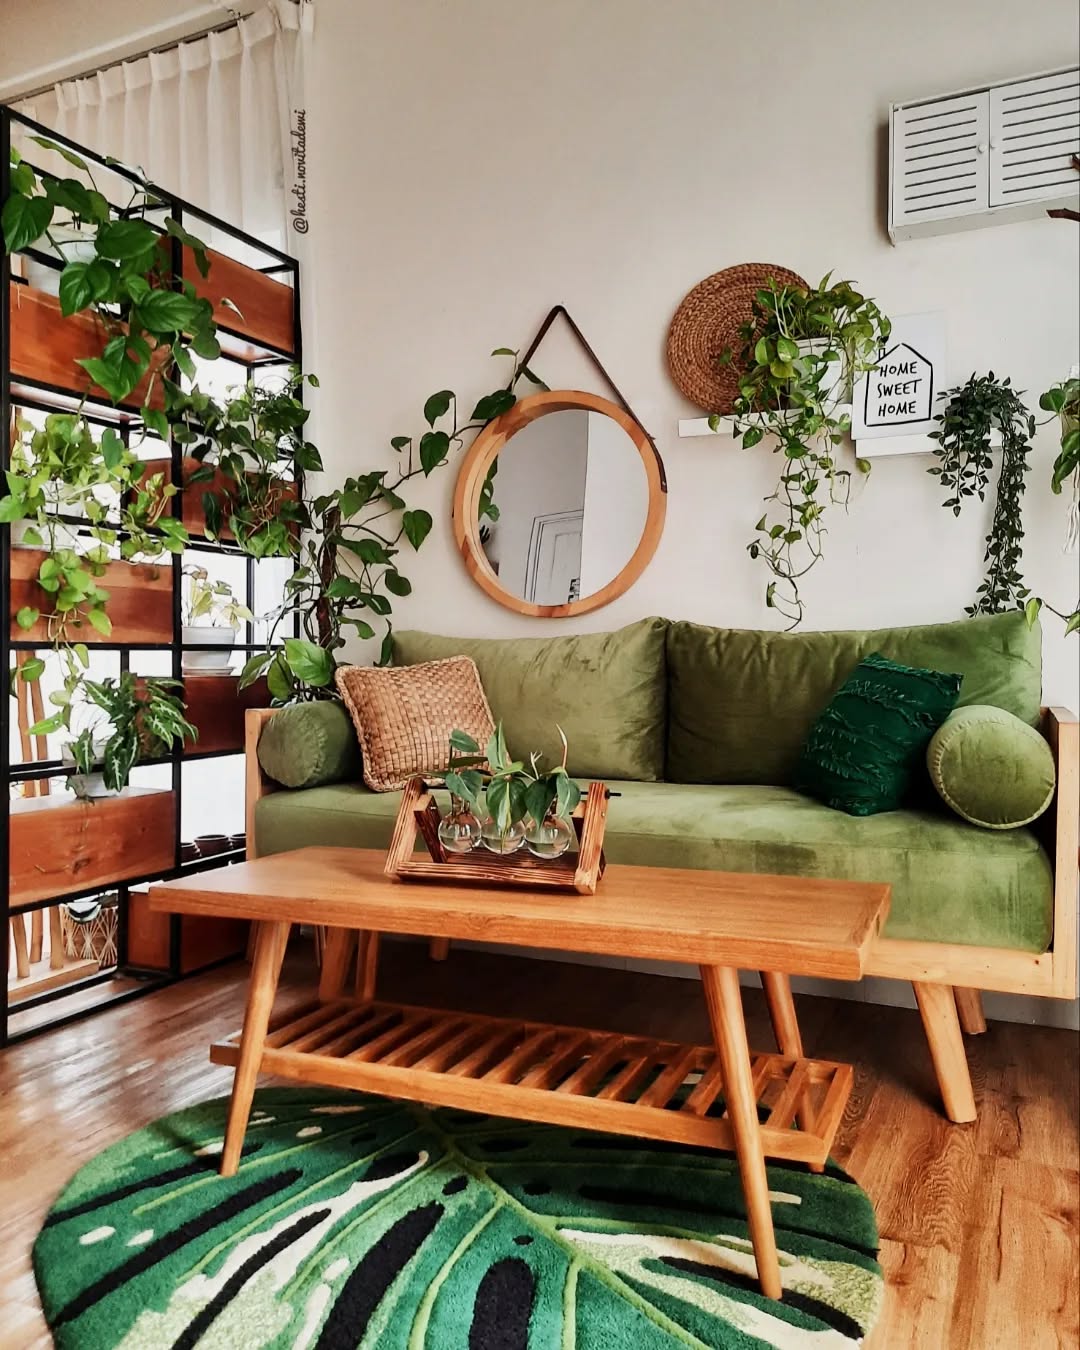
666,263,808,414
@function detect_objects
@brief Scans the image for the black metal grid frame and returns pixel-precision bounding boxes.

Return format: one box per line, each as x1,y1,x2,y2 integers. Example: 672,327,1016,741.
1,107,303,1045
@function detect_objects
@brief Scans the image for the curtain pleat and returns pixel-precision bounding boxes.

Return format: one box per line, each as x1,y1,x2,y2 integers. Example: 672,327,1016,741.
13,4,304,249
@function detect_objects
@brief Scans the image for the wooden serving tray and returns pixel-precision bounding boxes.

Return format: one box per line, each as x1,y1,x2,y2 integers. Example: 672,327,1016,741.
211,997,853,1169
384,777,610,894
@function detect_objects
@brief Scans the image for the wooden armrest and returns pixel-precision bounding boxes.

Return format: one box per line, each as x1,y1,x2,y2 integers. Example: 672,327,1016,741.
245,707,280,860
1041,707,1079,998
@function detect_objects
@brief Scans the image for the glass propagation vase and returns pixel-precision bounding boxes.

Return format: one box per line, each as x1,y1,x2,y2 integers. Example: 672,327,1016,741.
525,809,574,859
437,796,481,853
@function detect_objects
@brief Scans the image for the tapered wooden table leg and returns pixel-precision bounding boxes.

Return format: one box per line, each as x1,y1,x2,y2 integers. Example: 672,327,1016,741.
913,981,977,1123
318,927,358,1002
761,970,819,1162
700,964,782,1300
356,931,380,1002
220,919,290,1177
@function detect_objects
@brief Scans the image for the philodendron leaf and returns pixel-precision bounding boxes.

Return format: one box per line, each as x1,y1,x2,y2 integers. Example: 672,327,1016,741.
283,638,333,688
449,728,480,754
402,508,433,550
423,390,454,426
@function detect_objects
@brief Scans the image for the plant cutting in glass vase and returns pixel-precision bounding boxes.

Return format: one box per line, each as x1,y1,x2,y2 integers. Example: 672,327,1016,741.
441,723,581,860
718,274,891,629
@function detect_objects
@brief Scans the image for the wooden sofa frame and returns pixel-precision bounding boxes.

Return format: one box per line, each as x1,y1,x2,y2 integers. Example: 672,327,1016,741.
244,705,1079,1124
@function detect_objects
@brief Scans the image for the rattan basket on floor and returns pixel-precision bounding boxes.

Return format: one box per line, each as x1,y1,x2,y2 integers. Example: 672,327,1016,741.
667,263,807,414
62,894,118,967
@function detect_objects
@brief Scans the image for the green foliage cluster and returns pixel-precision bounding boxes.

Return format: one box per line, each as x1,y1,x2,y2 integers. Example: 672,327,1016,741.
442,724,581,831
718,274,891,628
63,672,197,796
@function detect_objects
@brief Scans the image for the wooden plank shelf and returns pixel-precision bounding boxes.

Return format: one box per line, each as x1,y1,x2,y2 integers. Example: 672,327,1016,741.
184,674,270,755
10,788,176,908
183,246,296,360
9,549,173,645
137,456,299,540
9,283,166,411
211,998,853,1167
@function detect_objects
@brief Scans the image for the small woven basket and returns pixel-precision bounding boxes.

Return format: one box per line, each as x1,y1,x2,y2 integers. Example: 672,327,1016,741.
667,263,808,414
62,894,119,967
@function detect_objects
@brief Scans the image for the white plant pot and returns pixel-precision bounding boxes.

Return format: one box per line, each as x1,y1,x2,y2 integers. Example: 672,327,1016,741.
182,625,236,673
795,338,850,406
63,737,117,799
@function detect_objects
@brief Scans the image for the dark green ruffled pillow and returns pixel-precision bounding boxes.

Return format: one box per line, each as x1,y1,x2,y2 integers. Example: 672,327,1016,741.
795,652,961,816
257,700,361,789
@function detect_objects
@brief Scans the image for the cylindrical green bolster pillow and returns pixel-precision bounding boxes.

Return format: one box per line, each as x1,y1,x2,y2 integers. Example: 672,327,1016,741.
257,700,361,789
927,704,1055,829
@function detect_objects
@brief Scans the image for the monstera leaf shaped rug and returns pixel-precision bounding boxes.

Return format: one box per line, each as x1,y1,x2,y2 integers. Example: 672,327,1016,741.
34,1088,883,1348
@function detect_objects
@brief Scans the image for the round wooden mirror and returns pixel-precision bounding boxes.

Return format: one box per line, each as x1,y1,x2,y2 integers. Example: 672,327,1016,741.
452,390,667,617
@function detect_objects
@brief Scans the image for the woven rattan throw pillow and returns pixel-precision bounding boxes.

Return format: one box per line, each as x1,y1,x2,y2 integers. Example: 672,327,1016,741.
335,656,495,792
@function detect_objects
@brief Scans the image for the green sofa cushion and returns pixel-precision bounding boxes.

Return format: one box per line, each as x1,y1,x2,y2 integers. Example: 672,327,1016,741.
666,611,1042,785
927,704,1056,829
254,779,1053,953
257,701,361,789
392,618,667,781
795,652,961,816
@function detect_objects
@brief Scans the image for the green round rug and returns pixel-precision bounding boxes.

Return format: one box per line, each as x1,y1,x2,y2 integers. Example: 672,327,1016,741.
34,1088,882,1348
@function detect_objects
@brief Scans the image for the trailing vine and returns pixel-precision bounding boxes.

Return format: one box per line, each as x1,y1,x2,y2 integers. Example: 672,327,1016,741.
720,275,890,628
928,373,1035,617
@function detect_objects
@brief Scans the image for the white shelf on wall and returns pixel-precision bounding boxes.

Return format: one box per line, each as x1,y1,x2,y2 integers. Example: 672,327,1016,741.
677,408,1003,456
679,408,853,439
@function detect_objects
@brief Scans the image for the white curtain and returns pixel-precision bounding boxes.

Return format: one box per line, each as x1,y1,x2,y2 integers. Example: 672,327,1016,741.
16,0,312,251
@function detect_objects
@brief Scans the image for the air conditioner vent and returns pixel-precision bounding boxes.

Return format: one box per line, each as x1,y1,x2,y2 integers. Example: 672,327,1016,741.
889,66,1079,241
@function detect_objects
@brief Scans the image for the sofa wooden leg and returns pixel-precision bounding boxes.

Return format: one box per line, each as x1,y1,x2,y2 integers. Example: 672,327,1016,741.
429,937,450,962
954,987,987,1035
913,981,977,1123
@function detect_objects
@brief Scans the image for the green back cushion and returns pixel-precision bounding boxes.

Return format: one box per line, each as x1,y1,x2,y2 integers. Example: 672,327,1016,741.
392,618,667,781
257,700,361,789
794,653,961,816
666,611,1042,785
928,704,1056,829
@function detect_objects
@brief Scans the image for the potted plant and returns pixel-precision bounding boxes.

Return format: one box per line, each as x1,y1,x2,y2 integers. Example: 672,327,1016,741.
442,724,581,858
58,671,197,798
719,274,891,628
928,373,1035,617
182,566,253,673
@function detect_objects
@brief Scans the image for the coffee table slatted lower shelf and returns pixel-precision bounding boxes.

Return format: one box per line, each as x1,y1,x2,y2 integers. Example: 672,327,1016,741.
211,999,853,1168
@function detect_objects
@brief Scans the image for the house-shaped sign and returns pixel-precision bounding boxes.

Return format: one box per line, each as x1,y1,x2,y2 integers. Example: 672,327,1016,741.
851,311,945,444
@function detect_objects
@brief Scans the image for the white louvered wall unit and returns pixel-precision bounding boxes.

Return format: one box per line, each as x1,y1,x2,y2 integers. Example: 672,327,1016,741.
889,66,1079,241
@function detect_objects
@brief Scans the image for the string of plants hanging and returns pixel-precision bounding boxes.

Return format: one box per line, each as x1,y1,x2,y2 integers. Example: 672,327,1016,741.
717,274,891,629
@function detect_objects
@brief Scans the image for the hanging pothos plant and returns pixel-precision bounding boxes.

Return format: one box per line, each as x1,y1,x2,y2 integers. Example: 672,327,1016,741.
1027,376,1080,636
240,349,546,701
718,275,891,628
928,373,1036,618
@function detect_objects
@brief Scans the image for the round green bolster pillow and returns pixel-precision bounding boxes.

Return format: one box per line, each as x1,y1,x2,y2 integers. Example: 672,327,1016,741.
927,704,1055,829
257,700,361,789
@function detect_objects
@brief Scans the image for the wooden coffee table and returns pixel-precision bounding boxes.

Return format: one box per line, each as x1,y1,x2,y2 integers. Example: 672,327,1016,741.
149,847,888,1299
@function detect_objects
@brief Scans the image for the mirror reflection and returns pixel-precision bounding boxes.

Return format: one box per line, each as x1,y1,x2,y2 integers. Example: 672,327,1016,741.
479,410,649,607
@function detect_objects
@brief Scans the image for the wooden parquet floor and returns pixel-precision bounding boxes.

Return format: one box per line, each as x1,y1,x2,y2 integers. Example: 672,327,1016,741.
0,941,1076,1348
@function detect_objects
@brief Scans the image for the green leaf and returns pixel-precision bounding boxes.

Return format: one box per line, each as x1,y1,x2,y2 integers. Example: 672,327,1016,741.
137,288,202,334
449,729,480,754
58,261,96,316
402,508,433,550
2,193,53,253
419,431,450,476
0,494,26,524
753,337,770,367
490,347,517,356
29,135,89,173
378,631,394,667
339,537,392,565
283,637,334,688
266,652,293,701
237,651,274,690
29,711,65,735
855,457,872,474
96,218,159,264
15,606,39,631
471,389,515,422
390,435,411,451
1024,597,1043,629
775,336,799,361
741,425,765,449
383,571,412,597
1065,612,1080,636
423,390,454,426
18,656,46,681
86,608,113,636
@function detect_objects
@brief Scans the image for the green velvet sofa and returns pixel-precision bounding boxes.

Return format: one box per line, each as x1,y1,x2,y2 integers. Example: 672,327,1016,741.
247,611,1078,1123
